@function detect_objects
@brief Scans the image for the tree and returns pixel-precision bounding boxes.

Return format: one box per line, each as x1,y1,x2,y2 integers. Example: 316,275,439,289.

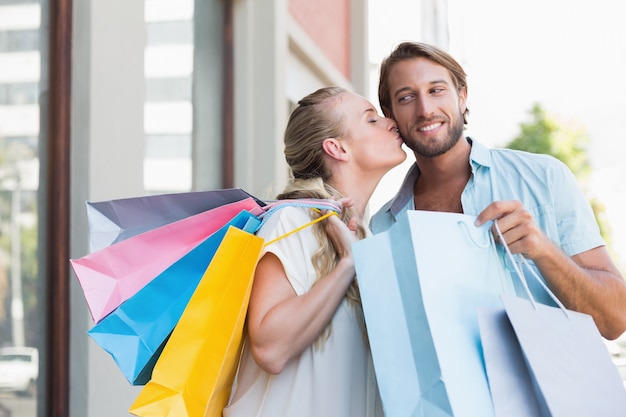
0,141,39,347
505,103,615,256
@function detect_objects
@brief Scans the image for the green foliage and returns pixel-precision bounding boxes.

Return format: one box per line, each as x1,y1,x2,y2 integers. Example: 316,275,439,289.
507,103,591,178
505,103,613,249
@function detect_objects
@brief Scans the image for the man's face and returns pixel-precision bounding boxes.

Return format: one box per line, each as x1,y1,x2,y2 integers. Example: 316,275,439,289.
385,57,467,158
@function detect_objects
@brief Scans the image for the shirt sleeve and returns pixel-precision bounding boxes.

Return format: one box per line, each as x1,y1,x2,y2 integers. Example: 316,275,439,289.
551,159,605,255
255,206,319,295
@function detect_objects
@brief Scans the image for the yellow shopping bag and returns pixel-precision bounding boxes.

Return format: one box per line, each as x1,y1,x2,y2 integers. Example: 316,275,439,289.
129,226,263,417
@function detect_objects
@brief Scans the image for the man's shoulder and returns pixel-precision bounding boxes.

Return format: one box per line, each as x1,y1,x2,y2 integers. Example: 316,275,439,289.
489,146,567,173
490,146,558,161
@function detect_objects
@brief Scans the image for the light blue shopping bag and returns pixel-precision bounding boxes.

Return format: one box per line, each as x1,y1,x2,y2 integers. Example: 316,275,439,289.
353,210,514,417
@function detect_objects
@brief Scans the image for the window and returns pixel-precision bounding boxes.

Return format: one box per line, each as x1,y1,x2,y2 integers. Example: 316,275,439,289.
0,1,44,415
144,0,194,193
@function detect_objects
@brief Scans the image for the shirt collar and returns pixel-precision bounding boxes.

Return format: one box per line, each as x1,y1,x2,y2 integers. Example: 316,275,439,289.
388,163,419,217
388,137,492,218
467,137,492,171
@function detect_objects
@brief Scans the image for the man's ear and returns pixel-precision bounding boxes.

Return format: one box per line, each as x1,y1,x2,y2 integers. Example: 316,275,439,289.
382,106,393,118
322,138,349,161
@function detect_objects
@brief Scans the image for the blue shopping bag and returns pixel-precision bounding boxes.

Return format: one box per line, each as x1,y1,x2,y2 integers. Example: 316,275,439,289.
87,210,261,385
353,210,515,417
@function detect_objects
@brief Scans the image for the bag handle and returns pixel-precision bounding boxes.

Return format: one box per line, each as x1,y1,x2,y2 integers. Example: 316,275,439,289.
259,199,341,224
257,198,342,247
487,158,570,317
457,219,510,294
493,220,571,318
263,211,337,247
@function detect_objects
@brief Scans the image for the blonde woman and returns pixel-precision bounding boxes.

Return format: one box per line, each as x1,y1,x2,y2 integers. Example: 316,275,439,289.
223,87,406,417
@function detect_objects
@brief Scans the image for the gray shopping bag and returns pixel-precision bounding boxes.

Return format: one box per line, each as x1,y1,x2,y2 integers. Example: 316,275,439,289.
477,306,546,416
502,295,626,416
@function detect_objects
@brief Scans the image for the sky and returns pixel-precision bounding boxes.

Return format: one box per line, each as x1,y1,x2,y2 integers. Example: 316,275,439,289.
368,0,626,267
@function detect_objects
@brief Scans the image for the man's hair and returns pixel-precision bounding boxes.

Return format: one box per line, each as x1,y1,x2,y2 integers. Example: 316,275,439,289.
378,41,469,124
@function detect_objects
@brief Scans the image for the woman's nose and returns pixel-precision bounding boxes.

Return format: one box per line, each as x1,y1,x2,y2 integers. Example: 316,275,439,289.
384,118,397,132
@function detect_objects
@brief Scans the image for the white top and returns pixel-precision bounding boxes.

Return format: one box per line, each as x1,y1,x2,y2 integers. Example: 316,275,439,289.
223,206,382,417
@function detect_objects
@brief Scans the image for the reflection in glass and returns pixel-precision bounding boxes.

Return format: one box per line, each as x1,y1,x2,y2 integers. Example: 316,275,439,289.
144,0,195,193
0,1,42,416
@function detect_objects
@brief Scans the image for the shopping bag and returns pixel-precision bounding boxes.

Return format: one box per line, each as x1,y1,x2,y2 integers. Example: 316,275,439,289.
71,197,263,323
478,226,626,417
503,296,626,416
476,307,544,416
128,226,264,417
128,202,339,417
86,188,264,253
353,210,515,417
87,210,261,385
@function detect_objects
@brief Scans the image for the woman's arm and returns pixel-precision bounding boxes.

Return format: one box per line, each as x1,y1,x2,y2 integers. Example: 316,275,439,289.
246,214,357,374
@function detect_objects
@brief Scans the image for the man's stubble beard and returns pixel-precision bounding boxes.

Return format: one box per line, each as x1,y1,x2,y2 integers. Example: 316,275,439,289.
402,111,465,158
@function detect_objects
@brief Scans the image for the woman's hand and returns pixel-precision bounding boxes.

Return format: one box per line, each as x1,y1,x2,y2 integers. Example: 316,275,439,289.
324,197,359,257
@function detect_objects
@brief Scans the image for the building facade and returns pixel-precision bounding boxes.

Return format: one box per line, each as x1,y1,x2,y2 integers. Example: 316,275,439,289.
0,0,451,415
70,1,366,416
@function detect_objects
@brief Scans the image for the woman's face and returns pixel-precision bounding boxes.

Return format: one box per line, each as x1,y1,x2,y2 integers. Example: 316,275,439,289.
338,92,407,175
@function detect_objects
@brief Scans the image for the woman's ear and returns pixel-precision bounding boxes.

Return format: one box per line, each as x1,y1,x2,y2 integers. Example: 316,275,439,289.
322,138,349,162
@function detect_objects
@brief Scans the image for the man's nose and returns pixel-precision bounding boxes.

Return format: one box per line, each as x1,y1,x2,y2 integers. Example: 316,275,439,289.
415,95,435,118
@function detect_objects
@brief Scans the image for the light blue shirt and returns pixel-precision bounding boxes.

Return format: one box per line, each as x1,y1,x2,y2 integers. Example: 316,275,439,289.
370,138,604,305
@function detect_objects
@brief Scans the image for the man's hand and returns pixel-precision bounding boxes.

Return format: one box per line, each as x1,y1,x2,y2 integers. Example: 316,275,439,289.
475,200,626,339
474,200,552,262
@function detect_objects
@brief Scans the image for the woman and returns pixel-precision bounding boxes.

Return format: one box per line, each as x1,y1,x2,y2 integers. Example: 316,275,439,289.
223,86,406,417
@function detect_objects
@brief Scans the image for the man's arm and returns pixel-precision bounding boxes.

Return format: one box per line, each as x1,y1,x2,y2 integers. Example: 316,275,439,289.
476,200,626,340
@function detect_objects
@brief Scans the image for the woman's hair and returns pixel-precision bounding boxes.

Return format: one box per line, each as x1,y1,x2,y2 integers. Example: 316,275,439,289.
278,86,366,347
378,41,469,124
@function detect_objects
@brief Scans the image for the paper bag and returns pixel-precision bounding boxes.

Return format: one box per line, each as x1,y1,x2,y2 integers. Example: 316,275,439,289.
86,188,264,252
87,210,261,385
71,197,262,323
476,306,544,416
503,294,626,416
353,210,514,417
478,222,626,416
129,226,264,417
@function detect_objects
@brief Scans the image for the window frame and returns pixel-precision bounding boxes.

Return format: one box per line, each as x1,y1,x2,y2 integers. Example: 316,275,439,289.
44,0,72,415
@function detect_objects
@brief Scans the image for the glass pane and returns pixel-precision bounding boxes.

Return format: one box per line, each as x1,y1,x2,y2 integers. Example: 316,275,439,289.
144,0,194,194
0,1,42,416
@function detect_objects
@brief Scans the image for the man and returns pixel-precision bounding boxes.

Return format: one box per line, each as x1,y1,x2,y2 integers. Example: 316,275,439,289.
370,41,626,340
